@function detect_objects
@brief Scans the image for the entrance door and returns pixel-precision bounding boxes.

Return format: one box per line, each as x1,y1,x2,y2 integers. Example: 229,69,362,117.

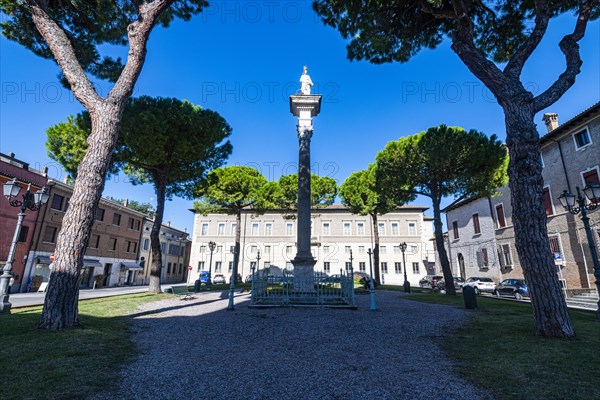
103,263,112,287
458,253,466,278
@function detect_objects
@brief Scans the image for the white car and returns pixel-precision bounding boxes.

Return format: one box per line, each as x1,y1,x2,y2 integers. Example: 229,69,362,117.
463,277,496,295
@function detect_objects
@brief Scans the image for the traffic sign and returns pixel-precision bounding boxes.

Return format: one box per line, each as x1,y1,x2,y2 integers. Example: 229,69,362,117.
50,253,55,261
187,265,192,270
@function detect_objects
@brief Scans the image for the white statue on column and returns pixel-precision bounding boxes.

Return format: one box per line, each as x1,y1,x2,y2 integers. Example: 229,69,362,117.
300,66,313,95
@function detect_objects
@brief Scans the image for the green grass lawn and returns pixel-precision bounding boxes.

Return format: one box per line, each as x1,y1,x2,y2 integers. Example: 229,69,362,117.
0,293,168,400
403,292,600,400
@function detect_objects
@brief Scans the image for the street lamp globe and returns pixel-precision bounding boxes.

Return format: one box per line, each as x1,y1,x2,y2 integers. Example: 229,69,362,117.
3,179,22,201
583,183,600,203
34,187,50,207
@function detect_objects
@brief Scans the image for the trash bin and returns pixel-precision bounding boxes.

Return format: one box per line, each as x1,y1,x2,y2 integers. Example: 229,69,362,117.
194,279,201,293
463,285,477,309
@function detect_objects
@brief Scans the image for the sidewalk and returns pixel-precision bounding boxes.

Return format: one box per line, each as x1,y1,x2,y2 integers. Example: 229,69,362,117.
9,285,176,309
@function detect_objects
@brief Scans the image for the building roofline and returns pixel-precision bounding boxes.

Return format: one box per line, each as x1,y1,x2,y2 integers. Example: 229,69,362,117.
540,102,600,144
190,204,430,215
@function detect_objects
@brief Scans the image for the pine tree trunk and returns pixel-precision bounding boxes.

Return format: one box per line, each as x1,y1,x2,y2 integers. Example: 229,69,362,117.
39,102,124,330
432,198,456,295
371,213,381,284
504,103,575,338
148,178,167,294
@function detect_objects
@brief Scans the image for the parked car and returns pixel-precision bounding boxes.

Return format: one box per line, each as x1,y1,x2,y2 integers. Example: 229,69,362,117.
435,276,465,291
419,275,444,289
463,277,496,295
245,275,253,283
495,279,529,300
195,270,211,286
213,274,226,284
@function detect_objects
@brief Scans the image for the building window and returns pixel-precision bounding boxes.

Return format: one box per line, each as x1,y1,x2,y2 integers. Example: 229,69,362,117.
322,222,330,236
286,223,294,236
343,222,351,236
452,221,459,239
251,223,259,236
110,238,118,251
143,238,149,251
498,244,513,267
583,169,600,202
286,245,293,256
378,223,385,236
345,246,351,254
358,246,365,254
197,261,205,272
323,245,330,254
381,262,388,273
412,262,420,274
380,246,386,254
264,261,271,269
573,127,592,149
473,214,481,234
50,194,64,211
94,208,105,222
543,187,554,216
250,245,257,254
112,212,121,226
160,242,166,252
179,264,183,274
476,247,489,268
231,223,237,236
218,223,225,236
17,226,29,242
359,262,366,272
199,245,206,253
410,245,418,253
89,234,100,249
391,222,399,236
126,241,137,253
215,261,222,272
128,218,140,230
357,222,365,236
393,245,400,254
265,223,273,236
408,222,416,236
345,262,351,272
265,245,271,255
201,223,209,236
495,204,506,228
167,263,171,273
228,262,233,273
323,262,330,273
394,262,402,274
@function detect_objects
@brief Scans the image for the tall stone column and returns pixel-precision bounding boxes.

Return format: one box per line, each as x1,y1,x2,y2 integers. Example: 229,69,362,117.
290,93,321,292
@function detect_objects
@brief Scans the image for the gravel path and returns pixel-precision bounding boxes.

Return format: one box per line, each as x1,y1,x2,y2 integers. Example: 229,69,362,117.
93,290,492,400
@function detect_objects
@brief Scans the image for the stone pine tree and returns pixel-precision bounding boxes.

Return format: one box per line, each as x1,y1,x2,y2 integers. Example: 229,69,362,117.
194,166,274,310
277,174,338,209
339,164,411,285
1,1,208,329
313,0,598,337
48,97,233,294
377,125,508,295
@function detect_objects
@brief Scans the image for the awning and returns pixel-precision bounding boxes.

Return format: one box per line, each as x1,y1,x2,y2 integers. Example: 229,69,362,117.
121,261,143,270
83,258,102,268
36,256,51,265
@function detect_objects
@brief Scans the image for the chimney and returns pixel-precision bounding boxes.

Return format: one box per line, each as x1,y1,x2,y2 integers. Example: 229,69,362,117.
124,198,129,207
542,113,559,133
8,152,15,158
63,175,69,184
42,167,48,177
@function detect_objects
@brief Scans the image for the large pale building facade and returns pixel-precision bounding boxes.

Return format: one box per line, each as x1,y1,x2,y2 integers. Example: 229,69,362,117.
188,205,436,285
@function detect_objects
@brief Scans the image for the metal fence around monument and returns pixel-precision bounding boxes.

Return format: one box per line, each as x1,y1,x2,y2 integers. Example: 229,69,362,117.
250,269,356,308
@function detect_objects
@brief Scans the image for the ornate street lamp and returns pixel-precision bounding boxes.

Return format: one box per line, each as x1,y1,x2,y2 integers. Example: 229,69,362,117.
367,248,377,311
1,179,50,313
349,249,355,307
207,240,216,284
558,184,600,320
399,242,411,293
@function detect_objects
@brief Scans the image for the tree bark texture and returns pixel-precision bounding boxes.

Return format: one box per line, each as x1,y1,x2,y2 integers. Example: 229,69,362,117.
148,178,167,294
432,198,457,295
40,104,124,329
371,213,381,284
504,104,575,338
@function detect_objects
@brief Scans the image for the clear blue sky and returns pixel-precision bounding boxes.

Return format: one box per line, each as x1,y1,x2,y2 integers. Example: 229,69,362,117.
1,3,599,234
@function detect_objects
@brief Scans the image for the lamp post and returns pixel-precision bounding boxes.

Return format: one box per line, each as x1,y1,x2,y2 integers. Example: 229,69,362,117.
558,184,600,320
1,179,49,313
251,250,260,304
367,248,377,311
400,242,411,293
349,249,355,307
208,241,216,284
